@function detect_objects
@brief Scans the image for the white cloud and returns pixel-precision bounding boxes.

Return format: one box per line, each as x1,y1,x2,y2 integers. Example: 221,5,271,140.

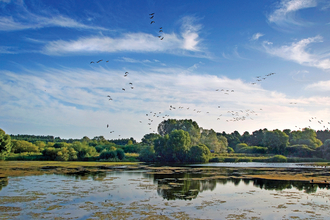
0,3,106,31
1,65,329,140
42,16,204,56
268,0,317,26
262,36,330,70
251,33,264,41
306,80,330,91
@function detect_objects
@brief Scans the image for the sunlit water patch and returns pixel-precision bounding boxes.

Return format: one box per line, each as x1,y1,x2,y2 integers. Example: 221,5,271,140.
0,170,329,219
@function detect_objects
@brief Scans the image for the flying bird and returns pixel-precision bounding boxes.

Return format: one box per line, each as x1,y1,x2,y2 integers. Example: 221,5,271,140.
122,88,125,91
90,61,94,64
160,37,164,40
149,13,155,15
151,21,155,24
150,16,154,19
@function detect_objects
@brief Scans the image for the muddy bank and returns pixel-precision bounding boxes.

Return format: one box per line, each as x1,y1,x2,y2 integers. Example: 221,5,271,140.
0,161,329,183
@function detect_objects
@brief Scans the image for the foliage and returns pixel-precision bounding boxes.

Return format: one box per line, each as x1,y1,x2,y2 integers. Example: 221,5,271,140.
166,130,191,162
289,128,322,149
42,147,78,161
201,129,226,153
227,147,234,153
99,148,125,160
11,140,39,153
262,130,289,154
268,155,287,162
141,133,161,146
317,130,330,143
238,146,268,154
138,146,156,162
0,129,12,158
121,144,141,153
286,144,315,158
158,119,200,145
315,139,330,160
188,144,211,163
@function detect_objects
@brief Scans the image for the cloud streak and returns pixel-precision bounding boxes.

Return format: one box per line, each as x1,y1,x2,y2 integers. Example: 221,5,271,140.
42,16,204,56
268,0,317,26
262,36,330,70
1,64,329,139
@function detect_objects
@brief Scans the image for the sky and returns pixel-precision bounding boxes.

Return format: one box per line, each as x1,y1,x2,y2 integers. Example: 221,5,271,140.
1,0,330,141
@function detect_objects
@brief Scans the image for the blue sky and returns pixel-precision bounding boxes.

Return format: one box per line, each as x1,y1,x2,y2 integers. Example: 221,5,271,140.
1,0,330,141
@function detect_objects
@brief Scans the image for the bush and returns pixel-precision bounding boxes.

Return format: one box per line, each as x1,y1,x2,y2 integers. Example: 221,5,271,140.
238,146,268,154
224,157,239,162
116,149,125,160
99,150,117,160
286,144,315,158
188,144,211,163
237,157,252,162
269,155,287,162
138,146,156,162
209,157,224,162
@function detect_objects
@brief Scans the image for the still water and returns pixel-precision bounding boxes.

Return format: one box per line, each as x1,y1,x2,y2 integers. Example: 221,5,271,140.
0,170,329,219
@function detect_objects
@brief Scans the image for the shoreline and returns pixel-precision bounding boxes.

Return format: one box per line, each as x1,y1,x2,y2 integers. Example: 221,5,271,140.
0,161,329,183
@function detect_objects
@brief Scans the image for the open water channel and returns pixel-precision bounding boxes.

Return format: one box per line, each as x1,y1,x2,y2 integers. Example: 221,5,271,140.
0,164,330,219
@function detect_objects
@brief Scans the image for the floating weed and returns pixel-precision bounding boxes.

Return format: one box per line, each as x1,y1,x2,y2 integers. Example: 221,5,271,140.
0,196,39,204
0,206,22,212
46,205,63,211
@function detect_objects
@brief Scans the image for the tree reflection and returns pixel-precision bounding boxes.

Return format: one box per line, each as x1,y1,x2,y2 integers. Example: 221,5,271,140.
0,177,8,192
155,174,324,200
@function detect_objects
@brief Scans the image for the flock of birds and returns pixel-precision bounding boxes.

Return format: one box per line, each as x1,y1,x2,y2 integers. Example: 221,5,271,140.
150,13,164,40
250,72,276,85
86,14,327,138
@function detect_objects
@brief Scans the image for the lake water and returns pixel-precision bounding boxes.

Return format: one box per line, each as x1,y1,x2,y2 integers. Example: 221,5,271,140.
188,162,326,168
0,170,329,219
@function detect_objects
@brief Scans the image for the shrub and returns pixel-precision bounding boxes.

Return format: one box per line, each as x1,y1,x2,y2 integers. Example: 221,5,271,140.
99,150,117,160
224,157,239,162
269,155,287,162
138,146,156,162
116,148,125,160
188,144,211,163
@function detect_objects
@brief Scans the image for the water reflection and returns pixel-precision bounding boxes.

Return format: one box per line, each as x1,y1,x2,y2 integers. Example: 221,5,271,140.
0,177,8,192
149,173,327,200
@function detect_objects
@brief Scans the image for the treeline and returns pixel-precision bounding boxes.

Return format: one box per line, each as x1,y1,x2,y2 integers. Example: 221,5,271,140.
1,119,330,162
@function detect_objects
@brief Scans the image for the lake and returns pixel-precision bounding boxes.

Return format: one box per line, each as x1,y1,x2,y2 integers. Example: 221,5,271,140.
0,169,329,219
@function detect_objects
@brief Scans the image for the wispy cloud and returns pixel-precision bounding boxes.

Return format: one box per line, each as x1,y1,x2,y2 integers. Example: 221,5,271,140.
251,33,264,41
42,16,205,56
268,0,317,26
1,65,329,139
306,80,330,91
262,36,330,70
0,2,106,31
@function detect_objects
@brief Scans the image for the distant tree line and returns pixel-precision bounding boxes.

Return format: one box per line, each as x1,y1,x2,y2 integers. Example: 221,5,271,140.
1,119,330,162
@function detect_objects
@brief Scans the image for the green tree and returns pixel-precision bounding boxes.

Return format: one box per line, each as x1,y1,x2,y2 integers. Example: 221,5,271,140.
289,128,322,149
158,119,200,145
201,129,226,153
0,129,12,158
141,133,161,146
263,130,289,154
11,140,39,153
138,146,156,162
188,144,211,163
166,130,191,162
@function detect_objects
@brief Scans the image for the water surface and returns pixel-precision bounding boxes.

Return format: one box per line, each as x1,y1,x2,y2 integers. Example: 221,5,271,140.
0,170,329,219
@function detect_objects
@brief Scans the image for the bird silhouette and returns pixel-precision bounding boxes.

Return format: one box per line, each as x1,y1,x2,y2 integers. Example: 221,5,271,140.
90,61,94,64
151,21,155,24
160,37,164,40
122,88,125,91
150,16,154,19
149,13,155,16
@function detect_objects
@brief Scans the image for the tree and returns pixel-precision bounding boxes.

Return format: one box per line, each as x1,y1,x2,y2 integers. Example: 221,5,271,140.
289,128,322,149
154,130,191,162
0,129,12,158
188,144,211,163
11,140,39,153
201,129,226,153
138,146,156,162
263,130,289,154
141,133,161,146
158,119,200,145
166,130,191,162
